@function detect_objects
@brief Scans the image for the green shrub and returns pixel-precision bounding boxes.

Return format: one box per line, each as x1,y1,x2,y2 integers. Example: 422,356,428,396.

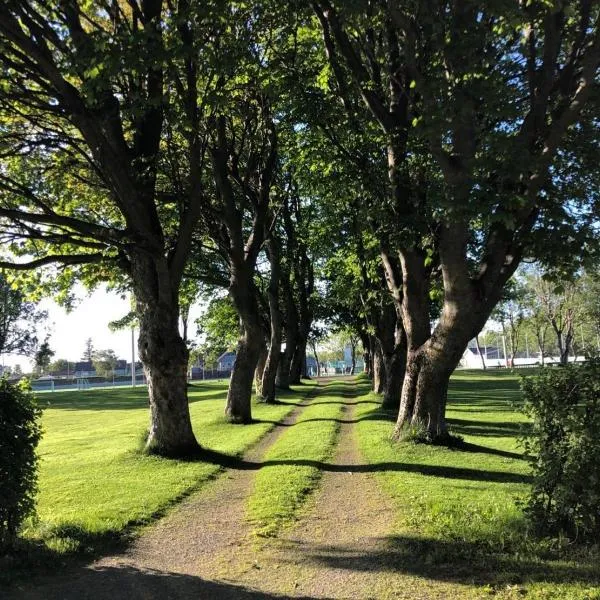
0,378,42,550
520,360,600,541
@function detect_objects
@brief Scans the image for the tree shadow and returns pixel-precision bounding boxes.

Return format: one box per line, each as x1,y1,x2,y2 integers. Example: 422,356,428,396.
40,390,229,411
458,441,527,461
292,535,600,589
446,417,526,438
1,564,327,600
193,448,532,484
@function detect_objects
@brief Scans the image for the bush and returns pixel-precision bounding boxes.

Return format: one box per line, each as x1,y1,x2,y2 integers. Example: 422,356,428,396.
520,360,600,541
0,378,42,551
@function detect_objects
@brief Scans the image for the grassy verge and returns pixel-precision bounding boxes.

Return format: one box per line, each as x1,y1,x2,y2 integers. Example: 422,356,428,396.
246,379,354,538
5,380,313,580
356,369,600,599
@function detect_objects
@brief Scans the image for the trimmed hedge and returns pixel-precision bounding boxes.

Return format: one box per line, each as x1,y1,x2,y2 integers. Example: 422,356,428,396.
520,360,600,541
0,379,42,550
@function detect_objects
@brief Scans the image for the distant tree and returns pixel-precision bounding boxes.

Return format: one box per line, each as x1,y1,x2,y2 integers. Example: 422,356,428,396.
82,338,94,363
48,358,69,374
0,274,46,359
34,337,54,375
12,364,23,377
493,281,528,366
196,296,239,369
92,349,118,379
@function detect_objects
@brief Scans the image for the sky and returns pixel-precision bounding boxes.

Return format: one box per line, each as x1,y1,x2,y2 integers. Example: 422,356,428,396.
2,285,204,371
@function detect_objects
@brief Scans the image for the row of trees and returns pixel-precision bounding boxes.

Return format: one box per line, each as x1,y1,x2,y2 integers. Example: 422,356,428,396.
0,2,598,455
487,268,600,366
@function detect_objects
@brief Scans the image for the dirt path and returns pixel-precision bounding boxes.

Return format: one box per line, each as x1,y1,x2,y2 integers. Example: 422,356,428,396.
219,386,398,599
7,379,437,600
7,388,319,600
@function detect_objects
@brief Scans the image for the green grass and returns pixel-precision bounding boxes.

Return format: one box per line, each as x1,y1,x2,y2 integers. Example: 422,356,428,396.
17,380,313,565
246,379,355,537
355,369,600,599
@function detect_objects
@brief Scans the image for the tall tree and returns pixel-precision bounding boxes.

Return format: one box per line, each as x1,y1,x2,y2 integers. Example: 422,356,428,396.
312,0,600,440
0,2,287,453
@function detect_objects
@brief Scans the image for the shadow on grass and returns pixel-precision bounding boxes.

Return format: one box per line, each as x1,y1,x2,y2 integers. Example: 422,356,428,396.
293,535,600,588
40,390,229,411
194,448,532,484
1,564,327,599
446,417,525,438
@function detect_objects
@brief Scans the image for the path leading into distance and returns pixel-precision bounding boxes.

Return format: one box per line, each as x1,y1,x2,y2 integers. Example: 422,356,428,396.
6,379,461,600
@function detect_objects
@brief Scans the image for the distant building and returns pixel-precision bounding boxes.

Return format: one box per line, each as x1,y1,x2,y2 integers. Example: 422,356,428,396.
217,351,236,371
305,355,317,376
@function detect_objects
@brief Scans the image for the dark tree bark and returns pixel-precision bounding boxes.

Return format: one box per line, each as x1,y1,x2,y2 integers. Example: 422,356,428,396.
226,261,264,423
133,255,199,457
358,331,371,377
255,339,268,397
372,343,385,394
276,261,299,390
380,318,407,410
261,237,283,402
285,195,314,384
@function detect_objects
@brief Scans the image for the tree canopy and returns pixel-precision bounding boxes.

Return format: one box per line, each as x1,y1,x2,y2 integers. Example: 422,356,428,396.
0,1,598,454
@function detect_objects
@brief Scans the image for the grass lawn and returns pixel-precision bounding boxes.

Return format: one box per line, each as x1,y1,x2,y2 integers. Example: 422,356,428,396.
17,380,314,568
356,369,600,599
246,379,355,537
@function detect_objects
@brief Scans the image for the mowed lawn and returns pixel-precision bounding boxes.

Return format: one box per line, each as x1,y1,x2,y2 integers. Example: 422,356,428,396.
356,370,600,599
25,380,313,556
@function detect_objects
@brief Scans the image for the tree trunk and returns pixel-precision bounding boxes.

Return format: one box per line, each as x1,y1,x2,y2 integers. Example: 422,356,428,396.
358,331,371,377
227,265,262,423
277,276,298,389
475,336,486,369
372,344,385,393
227,322,261,423
134,264,199,457
290,336,307,383
393,322,470,440
381,324,407,410
261,238,283,403
255,341,268,397
310,340,321,377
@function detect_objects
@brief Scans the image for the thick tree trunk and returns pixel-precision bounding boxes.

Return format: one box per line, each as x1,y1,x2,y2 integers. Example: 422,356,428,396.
134,268,199,457
392,230,505,441
227,265,262,423
393,325,468,440
372,344,385,393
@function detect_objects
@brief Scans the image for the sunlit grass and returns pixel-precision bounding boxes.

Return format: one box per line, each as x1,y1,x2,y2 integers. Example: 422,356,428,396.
246,379,354,537
356,369,600,599
22,381,312,560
